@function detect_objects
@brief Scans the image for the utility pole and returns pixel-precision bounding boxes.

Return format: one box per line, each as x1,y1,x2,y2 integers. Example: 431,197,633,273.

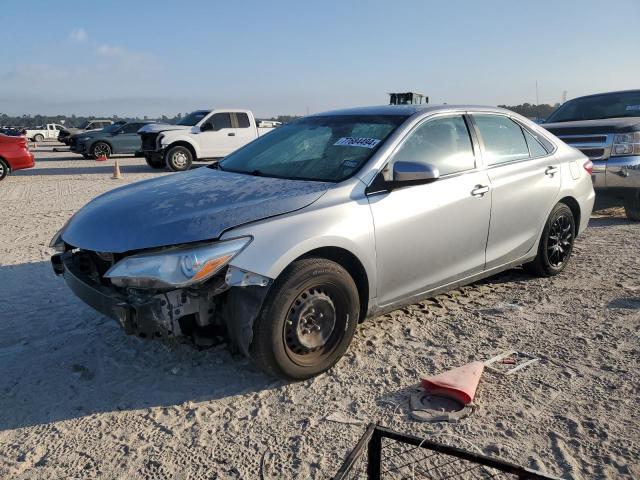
535,80,541,121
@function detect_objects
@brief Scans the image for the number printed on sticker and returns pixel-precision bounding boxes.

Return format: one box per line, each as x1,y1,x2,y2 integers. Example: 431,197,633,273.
334,137,381,149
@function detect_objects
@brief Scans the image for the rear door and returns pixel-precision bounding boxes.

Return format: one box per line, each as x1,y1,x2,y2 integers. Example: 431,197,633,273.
116,123,143,153
471,113,560,269
369,113,492,306
232,112,255,150
199,112,237,158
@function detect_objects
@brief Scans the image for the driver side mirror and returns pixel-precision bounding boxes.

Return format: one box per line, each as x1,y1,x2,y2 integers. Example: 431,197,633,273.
392,161,440,184
200,122,213,132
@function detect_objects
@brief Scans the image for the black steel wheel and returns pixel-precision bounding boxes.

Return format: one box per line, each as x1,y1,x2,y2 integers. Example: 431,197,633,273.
91,142,112,159
249,258,359,380
524,203,575,277
0,158,9,181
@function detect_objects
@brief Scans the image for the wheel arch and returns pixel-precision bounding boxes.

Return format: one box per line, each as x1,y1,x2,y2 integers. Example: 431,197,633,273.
558,196,581,235
294,246,370,323
90,139,114,154
166,140,198,160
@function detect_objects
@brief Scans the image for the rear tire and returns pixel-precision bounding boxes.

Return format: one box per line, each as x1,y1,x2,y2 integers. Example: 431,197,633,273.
249,258,359,380
33,134,44,142
0,158,9,181
524,203,575,277
91,142,112,159
165,146,193,171
624,189,640,221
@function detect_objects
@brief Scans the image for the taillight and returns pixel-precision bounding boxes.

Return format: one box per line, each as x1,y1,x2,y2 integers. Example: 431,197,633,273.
583,160,593,175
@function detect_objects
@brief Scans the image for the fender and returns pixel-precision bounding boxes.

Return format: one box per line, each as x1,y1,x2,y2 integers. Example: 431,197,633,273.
160,133,202,159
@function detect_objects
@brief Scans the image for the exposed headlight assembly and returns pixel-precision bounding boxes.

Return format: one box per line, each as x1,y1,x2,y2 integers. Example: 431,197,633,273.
104,237,251,289
612,132,640,157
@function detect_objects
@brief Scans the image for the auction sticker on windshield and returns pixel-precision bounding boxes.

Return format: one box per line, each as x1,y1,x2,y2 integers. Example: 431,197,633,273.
334,137,381,148
625,105,640,111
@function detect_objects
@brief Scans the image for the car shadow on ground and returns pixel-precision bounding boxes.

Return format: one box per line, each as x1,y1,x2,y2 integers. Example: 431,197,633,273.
0,261,280,432
588,216,634,228
607,297,640,309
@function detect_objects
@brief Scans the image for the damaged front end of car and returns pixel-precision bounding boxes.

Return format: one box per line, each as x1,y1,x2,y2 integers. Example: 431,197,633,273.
50,234,272,354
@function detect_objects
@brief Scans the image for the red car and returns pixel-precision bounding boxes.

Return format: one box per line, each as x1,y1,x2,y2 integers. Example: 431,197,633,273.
0,134,35,181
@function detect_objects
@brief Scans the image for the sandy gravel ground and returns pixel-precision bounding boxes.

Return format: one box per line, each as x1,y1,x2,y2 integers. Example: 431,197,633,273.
0,145,638,479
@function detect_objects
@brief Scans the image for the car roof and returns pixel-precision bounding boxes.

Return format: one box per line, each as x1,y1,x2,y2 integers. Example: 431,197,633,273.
309,104,515,117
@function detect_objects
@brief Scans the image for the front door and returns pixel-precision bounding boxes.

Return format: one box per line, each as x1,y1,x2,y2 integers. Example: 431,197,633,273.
369,114,492,307
470,114,561,269
199,112,239,158
116,123,144,153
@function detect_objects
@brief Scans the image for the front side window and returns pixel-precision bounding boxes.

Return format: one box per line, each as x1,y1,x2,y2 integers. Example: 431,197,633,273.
390,115,475,176
208,113,232,131
219,115,407,182
474,115,529,165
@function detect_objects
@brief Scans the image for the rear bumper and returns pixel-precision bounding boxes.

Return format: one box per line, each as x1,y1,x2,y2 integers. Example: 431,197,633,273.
9,152,35,171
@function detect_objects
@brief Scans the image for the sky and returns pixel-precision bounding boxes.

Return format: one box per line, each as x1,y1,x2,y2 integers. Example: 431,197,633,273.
1,0,639,118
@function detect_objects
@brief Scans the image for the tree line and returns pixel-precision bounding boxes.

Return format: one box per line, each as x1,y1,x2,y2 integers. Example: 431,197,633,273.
498,103,560,120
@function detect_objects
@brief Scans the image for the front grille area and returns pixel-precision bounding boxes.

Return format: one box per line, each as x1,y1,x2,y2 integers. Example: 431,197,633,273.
140,133,159,152
579,147,606,159
559,135,608,145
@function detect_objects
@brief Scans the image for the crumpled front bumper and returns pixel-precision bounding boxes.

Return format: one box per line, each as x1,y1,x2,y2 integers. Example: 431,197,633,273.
51,253,179,338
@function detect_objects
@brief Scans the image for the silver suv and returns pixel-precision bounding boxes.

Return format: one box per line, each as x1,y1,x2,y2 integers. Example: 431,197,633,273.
50,105,595,380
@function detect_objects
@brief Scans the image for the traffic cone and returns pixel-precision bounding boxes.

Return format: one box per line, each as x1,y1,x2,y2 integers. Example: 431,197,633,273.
112,160,122,179
420,361,485,405
95,154,108,162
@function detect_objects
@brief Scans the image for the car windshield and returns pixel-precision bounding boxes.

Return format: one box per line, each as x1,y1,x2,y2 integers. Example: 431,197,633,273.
217,115,407,182
546,91,640,123
177,110,211,126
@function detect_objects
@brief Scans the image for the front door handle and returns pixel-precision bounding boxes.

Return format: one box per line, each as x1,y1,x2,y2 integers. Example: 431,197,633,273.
545,166,559,176
228,132,236,136
471,185,490,197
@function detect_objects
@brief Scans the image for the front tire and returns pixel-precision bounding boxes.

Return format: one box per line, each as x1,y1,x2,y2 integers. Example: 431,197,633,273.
0,158,9,181
145,155,165,169
524,203,575,277
249,258,359,380
91,142,112,159
624,189,640,221
165,146,193,171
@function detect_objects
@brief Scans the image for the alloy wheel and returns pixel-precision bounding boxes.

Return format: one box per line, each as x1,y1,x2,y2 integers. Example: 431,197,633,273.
547,214,573,268
94,144,110,157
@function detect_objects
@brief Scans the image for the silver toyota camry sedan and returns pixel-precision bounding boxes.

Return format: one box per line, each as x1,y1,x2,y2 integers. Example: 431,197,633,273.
51,105,595,379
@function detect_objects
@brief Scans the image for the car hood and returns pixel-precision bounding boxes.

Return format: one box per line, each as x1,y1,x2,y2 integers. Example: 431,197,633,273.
543,117,640,135
138,123,192,134
61,167,330,253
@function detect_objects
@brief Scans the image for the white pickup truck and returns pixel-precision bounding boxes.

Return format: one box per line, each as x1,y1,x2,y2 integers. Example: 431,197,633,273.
25,124,67,142
138,109,274,171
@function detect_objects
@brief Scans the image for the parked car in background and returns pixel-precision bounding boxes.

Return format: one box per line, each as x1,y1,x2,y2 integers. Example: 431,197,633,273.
58,119,114,145
0,133,34,181
138,109,274,171
542,89,640,220
51,105,594,380
25,123,66,142
70,121,155,159
0,127,26,137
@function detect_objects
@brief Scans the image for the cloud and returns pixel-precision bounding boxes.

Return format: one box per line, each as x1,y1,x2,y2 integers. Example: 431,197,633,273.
68,27,88,43
96,44,125,57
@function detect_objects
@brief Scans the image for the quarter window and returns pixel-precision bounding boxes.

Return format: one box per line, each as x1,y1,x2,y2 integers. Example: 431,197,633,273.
391,115,475,176
474,115,530,165
523,129,548,157
236,113,250,128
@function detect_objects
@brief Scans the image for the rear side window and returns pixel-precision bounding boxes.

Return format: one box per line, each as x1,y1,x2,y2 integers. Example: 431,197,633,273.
523,129,548,157
474,115,529,165
235,113,250,128
209,113,232,131
391,115,475,176
121,123,141,134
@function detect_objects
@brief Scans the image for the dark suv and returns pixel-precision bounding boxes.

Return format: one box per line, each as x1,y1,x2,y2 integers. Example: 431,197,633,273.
543,90,640,220
70,121,154,159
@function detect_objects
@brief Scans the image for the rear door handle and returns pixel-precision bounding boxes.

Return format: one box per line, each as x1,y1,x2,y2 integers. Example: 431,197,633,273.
545,166,559,176
471,185,490,197
228,132,236,136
